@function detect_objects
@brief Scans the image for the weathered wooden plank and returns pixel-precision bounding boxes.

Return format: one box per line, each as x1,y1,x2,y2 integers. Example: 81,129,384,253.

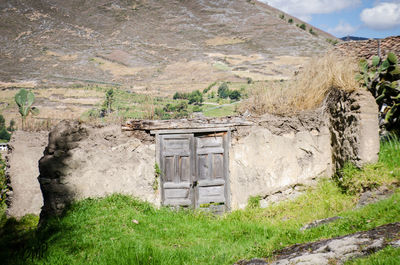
164,198,192,206
197,179,225,187
164,188,190,199
122,117,253,132
163,182,191,189
197,147,224,155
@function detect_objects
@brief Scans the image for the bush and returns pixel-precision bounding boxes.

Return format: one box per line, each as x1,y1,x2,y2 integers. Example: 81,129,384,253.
173,92,190,100
288,18,293,24
299,23,306,30
228,90,241,101
217,82,230,99
188,90,203,105
0,128,10,141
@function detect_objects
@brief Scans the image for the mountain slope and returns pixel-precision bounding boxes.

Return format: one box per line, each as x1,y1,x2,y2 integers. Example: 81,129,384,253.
0,0,337,93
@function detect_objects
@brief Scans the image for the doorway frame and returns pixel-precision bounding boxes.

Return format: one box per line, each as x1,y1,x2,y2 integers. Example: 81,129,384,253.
152,127,231,211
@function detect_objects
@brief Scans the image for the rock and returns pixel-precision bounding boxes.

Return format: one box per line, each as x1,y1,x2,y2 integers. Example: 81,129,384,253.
300,216,342,231
236,222,400,265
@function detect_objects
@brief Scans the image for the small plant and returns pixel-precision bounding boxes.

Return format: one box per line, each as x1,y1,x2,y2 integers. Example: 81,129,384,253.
326,38,339,45
279,14,285,20
309,28,317,36
299,23,306,30
102,88,114,116
356,52,400,132
288,18,293,24
247,195,261,209
153,163,162,191
14,88,39,130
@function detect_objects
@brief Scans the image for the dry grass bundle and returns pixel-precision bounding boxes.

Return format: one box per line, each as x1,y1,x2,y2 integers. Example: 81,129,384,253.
240,52,361,115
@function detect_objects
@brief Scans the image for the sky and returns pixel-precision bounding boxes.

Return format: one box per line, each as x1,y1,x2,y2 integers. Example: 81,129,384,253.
260,0,400,38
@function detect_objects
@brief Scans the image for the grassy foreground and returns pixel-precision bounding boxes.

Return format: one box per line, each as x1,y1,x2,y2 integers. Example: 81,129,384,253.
0,139,399,265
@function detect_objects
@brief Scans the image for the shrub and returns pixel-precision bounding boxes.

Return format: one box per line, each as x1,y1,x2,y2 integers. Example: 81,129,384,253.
217,82,230,99
299,23,306,30
309,28,317,36
239,53,360,115
188,90,203,105
228,90,241,101
288,18,293,24
173,92,190,100
0,128,10,141
279,14,285,20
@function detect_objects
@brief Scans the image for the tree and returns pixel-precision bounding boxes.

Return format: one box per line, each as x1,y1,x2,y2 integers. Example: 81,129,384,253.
217,82,230,99
14,88,38,130
105,88,114,114
7,119,16,132
0,115,5,131
188,90,203,105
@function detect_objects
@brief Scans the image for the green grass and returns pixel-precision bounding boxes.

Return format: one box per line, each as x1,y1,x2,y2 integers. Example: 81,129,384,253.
1,183,399,265
1,138,399,265
346,246,400,265
336,137,400,194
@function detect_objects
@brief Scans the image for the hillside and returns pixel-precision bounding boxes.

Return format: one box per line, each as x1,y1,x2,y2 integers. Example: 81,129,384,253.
0,0,336,94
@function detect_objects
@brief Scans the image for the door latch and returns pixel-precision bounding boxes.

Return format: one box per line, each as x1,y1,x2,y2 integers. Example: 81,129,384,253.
191,180,198,188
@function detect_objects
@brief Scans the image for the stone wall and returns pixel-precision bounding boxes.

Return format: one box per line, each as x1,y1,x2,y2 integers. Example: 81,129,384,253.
333,36,400,60
326,89,380,170
38,121,157,218
6,131,48,218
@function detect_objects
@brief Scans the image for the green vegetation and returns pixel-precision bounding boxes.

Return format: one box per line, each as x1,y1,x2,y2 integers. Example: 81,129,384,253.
0,154,7,227
14,88,39,130
357,52,400,132
309,28,317,36
0,139,399,264
217,82,242,101
346,246,400,265
326,38,339,45
279,13,285,20
101,88,114,116
288,18,293,24
296,23,306,30
335,137,400,195
0,114,11,141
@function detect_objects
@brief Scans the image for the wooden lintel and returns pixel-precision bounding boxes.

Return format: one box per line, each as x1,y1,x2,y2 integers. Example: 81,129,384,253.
150,127,234,135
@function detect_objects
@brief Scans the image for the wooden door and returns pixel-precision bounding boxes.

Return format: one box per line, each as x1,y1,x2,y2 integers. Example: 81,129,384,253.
160,134,194,207
194,132,228,213
159,131,229,212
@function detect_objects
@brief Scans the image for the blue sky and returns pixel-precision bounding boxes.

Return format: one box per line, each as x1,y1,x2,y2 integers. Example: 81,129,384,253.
260,0,400,38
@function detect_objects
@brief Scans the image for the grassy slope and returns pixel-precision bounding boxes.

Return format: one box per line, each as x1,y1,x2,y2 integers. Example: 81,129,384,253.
0,139,399,265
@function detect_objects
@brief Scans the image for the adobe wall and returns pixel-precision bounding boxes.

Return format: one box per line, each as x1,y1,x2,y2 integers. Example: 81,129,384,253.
229,112,332,209
6,131,48,218
38,121,157,218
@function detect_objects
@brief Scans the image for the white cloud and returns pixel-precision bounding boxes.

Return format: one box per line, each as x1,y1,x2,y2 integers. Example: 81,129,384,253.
328,21,358,36
360,2,400,30
260,0,360,22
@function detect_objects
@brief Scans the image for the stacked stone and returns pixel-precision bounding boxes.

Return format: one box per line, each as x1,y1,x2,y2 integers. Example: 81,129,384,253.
333,36,400,60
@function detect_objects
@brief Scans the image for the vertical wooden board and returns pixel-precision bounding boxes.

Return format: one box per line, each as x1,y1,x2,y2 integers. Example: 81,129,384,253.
212,153,224,179
164,156,175,182
198,154,209,180
179,156,190,182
